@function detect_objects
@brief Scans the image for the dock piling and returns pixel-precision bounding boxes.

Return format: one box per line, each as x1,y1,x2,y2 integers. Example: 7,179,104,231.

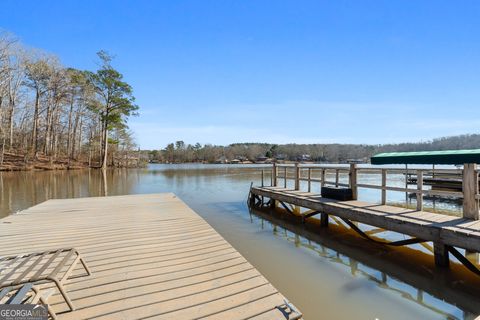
349,164,358,200
434,242,450,267
320,213,329,227
462,163,479,220
463,163,479,262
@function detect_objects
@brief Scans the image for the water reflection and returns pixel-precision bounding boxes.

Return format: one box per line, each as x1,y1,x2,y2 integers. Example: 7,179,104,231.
248,206,480,320
0,169,141,217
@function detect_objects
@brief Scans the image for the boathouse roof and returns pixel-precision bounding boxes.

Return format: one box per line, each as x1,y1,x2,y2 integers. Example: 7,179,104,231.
371,149,480,165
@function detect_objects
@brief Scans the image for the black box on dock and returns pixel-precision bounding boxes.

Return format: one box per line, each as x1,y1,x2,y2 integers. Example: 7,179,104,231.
321,187,353,201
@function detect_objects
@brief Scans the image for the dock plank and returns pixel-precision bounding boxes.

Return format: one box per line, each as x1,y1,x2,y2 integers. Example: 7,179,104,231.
0,193,301,320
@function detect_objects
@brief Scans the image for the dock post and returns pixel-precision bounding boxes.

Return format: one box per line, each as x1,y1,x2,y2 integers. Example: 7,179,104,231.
405,164,409,204
381,169,387,205
294,163,300,191
271,163,277,209
293,163,301,214
433,242,450,267
462,163,479,220
272,163,277,187
249,190,255,207
349,164,358,200
463,163,479,261
416,170,423,211
307,168,311,192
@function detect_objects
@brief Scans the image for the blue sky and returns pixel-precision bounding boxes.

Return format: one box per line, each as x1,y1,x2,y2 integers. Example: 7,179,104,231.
2,0,480,149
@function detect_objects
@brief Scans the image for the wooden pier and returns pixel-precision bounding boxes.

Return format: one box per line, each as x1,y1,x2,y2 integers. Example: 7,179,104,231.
249,163,480,273
0,193,302,320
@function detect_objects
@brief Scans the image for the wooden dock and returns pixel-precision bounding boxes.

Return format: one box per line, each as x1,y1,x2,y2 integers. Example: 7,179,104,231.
250,163,480,273
251,186,480,251
0,193,302,320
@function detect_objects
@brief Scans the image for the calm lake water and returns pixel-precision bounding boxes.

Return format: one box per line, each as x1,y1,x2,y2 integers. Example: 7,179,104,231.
1,164,479,319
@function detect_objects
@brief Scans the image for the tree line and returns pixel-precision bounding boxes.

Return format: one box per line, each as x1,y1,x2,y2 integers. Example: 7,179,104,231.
146,134,480,164
0,32,139,170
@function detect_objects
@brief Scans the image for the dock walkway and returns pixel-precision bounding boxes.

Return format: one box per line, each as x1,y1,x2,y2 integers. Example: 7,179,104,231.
250,186,480,263
0,193,301,320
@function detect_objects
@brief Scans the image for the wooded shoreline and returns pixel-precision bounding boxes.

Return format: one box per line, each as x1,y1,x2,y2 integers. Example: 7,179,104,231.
1,34,139,172
145,134,480,165
0,151,145,171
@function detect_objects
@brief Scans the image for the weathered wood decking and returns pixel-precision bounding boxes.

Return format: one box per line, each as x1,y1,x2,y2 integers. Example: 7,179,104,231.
0,193,301,320
251,186,480,253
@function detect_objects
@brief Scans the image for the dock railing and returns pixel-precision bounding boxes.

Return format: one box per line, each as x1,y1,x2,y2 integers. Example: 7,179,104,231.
258,163,479,220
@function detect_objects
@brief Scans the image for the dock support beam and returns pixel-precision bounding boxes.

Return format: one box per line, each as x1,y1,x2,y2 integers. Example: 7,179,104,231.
320,213,329,227
434,242,450,267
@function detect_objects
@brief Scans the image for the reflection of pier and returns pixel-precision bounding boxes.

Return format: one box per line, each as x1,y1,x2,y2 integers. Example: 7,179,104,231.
248,206,480,319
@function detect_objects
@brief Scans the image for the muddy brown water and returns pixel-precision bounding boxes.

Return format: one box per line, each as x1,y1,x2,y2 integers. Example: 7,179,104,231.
0,164,479,320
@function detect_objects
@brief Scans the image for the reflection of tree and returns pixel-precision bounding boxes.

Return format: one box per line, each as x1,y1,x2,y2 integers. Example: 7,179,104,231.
0,169,139,218
102,168,108,197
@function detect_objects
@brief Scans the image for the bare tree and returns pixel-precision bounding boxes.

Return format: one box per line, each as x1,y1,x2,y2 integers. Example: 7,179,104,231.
24,56,51,157
0,34,141,170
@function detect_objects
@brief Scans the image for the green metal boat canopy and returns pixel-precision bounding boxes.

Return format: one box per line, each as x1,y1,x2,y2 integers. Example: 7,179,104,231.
370,149,480,165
